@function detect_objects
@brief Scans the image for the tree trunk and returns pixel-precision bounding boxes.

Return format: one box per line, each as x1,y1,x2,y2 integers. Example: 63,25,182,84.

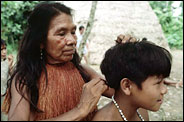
78,1,98,60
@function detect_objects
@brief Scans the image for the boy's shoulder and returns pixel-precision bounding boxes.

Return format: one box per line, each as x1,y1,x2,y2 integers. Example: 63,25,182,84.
92,102,113,121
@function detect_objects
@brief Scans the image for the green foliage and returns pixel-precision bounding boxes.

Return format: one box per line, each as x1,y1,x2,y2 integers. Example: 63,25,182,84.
1,1,40,54
149,1,183,49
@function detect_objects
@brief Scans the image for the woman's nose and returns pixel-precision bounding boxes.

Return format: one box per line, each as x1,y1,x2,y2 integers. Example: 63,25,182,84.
65,34,77,45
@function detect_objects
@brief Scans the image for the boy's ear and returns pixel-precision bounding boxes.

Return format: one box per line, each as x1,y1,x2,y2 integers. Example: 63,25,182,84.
120,78,133,95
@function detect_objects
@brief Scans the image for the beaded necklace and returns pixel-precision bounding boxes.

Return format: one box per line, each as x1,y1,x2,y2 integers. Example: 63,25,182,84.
112,95,144,121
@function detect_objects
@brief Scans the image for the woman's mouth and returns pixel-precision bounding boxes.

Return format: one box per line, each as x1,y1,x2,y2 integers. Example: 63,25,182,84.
63,49,75,56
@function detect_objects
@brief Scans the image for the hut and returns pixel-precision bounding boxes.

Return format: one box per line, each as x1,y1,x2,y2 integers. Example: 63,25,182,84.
63,1,170,65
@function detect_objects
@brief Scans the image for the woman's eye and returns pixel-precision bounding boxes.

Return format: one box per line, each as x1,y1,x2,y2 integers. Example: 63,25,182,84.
71,31,76,35
58,33,65,36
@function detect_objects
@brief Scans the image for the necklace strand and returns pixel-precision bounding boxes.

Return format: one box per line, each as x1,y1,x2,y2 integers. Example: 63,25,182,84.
112,95,144,121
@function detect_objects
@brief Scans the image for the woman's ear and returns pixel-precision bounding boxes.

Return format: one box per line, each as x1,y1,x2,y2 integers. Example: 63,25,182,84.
120,78,133,95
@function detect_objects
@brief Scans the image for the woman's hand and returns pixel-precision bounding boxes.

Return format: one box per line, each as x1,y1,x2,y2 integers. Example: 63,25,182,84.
81,64,115,98
115,34,137,44
77,77,108,117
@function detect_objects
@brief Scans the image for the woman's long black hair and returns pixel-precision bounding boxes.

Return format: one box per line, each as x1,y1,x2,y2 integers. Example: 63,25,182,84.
6,2,90,113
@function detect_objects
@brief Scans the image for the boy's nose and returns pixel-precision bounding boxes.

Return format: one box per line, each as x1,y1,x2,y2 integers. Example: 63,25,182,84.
2,50,7,54
161,84,168,95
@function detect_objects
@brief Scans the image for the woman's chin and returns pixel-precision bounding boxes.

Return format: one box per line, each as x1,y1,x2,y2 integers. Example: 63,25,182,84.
47,54,74,64
63,55,74,62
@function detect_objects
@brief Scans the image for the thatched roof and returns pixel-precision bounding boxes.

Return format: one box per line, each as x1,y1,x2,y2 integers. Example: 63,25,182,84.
63,1,170,65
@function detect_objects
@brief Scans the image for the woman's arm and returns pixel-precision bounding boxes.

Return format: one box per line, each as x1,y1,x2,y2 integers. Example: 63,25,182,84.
8,79,31,121
44,78,107,121
8,81,85,121
41,107,86,121
81,64,115,98
9,78,107,121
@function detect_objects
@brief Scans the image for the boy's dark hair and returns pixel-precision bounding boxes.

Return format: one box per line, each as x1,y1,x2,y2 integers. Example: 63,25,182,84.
100,40,172,90
79,25,84,31
1,39,6,46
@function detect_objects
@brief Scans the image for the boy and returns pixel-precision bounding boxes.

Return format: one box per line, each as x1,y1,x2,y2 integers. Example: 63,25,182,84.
1,39,13,121
92,39,172,121
1,39,14,75
76,25,90,64
115,34,182,88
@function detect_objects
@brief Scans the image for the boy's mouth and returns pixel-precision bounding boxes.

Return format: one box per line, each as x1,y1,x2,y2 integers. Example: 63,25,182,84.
157,99,163,104
1,54,6,57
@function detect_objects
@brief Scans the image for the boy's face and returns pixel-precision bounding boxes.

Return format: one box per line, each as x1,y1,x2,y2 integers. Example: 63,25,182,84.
131,75,167,111
1,44,7,60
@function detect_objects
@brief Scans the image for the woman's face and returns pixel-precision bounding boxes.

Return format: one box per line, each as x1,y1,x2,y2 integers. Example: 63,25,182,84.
45,13,77,64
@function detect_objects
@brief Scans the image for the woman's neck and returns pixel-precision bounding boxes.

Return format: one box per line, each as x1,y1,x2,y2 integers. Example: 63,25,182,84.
47,61,67,66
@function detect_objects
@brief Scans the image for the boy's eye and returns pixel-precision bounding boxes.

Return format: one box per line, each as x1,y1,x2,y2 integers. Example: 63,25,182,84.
1,47,6,50
157,81,162,84
157,79,164,84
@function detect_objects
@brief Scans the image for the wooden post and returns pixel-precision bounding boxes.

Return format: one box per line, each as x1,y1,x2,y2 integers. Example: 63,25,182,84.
78,1,97,61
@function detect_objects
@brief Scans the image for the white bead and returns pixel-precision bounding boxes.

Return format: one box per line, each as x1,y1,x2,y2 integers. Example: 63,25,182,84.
112,95,144,121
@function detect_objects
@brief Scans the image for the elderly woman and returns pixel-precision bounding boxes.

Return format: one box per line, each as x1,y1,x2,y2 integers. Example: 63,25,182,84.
2,2,114,121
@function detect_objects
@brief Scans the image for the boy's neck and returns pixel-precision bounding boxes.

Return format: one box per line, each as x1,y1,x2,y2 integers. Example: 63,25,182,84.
112,92,139,121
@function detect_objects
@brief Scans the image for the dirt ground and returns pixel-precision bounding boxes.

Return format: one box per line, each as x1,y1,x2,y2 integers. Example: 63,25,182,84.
89,49,183,121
